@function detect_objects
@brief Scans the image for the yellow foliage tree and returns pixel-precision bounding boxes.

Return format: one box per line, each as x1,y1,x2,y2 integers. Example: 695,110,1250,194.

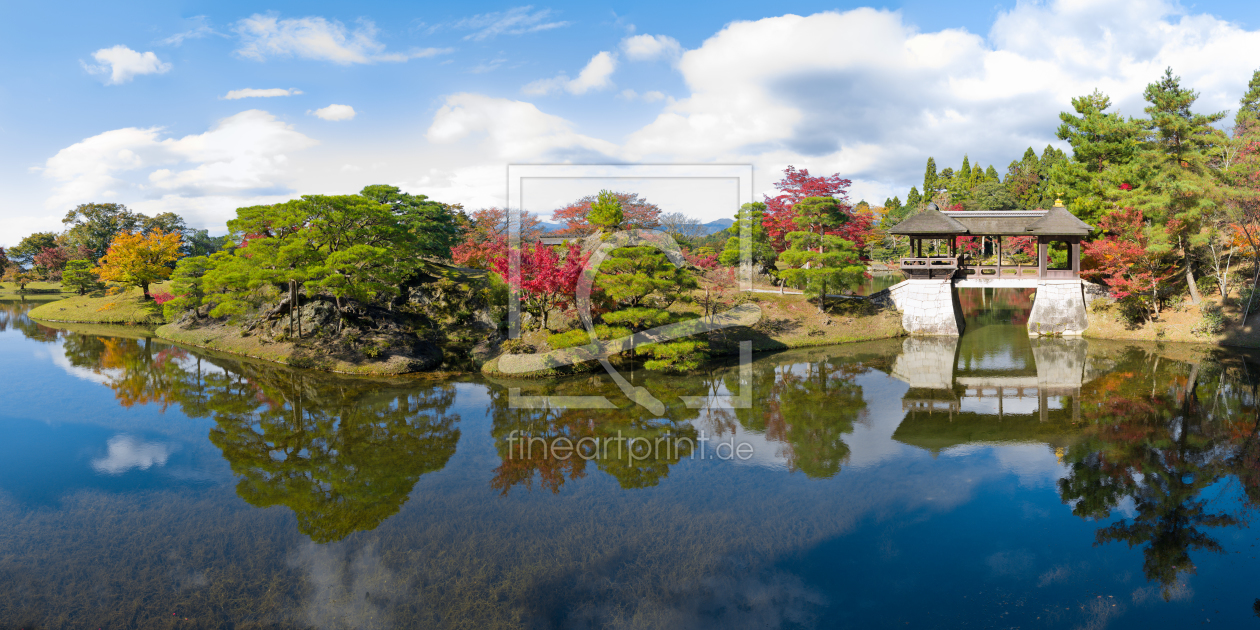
96,230,182,299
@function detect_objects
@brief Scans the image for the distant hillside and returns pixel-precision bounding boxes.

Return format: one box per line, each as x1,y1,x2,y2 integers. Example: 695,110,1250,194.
701,218,734,234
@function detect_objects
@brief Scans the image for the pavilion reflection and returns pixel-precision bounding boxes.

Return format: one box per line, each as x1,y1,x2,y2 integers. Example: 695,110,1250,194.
891,336,1098,432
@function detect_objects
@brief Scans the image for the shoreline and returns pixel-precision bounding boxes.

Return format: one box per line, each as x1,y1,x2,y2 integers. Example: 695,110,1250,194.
22,284,1260,377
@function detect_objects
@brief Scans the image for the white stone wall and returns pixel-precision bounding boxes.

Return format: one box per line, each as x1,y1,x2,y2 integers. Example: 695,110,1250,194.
888,279,965,336
1028,280,1089,336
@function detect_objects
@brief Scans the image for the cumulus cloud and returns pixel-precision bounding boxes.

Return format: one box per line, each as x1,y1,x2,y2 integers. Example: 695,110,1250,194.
621,34,682,61
222,87,303,99
441,6,570,41
309,104,356,121
42,109,317,210
611,1,1260,201
523,51,617,95
234,13,453,64
426,93,617,161
82,45,171,85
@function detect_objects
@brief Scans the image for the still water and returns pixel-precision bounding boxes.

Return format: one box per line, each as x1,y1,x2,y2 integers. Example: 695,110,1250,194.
1,289,1259,629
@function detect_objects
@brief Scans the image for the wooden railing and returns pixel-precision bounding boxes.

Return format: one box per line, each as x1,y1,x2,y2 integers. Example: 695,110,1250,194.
899,255,963,279
897,256,1079,280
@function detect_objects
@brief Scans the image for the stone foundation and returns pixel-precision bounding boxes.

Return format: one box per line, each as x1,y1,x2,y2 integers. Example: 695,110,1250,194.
888,279,966,336
1027,280,1089,336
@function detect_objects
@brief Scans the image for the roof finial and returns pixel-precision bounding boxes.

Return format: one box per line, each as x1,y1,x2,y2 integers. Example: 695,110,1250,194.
1053,198,1065,208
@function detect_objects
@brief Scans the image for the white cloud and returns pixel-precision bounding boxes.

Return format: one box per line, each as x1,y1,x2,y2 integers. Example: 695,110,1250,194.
82,45,171,85
620,89,667,102
42,109,317,211
426,93,616,161
160,16,222,46
222,87,303,99
92,435,176,475
234,13,453,64
523,51,617,95
443,6,570,41
621,34,682,61
613,2,1260,202
309,104,356,121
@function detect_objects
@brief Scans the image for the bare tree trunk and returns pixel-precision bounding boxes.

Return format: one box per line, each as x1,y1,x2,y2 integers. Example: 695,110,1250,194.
1222,251,1233,299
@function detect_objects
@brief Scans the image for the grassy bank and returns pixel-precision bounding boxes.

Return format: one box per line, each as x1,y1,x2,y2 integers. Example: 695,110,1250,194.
27,283,170,325
1083,294,1260,349
0,281,71,302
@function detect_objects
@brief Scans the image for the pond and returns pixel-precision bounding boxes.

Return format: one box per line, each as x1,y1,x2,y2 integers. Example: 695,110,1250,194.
1,289,1259,629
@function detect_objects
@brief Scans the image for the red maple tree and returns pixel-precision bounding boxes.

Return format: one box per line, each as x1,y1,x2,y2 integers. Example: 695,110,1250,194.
762,166,871,254
490,241,588,330
1082,207,1177,317
452,207,543,269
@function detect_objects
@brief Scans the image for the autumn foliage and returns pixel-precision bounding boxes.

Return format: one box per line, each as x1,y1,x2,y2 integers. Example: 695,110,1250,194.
551,191,661,237
1082,208,1177,315
763,166,872,254
490,241,588,330
451,207,543,268
96,230,183,299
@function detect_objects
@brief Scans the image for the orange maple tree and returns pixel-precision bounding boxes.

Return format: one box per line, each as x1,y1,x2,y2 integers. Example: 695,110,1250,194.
96,230,182,299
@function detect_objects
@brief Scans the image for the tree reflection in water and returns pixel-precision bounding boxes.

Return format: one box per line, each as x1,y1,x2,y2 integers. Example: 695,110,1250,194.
46,324,461,543
485,375,700,492
727,355,869,478
1057,347,1260,599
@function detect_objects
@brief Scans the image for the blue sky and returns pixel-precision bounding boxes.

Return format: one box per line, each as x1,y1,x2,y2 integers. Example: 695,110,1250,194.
4,0,1260,245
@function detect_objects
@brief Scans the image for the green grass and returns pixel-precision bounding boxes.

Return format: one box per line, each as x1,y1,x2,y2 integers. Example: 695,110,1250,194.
0,281,71,302
27,283,171,325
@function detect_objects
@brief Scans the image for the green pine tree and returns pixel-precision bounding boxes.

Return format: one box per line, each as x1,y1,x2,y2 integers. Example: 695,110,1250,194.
719,202,777,274
1049,89,1144,225
1131,67,1227,304
588,189,625,229
923,158,939,200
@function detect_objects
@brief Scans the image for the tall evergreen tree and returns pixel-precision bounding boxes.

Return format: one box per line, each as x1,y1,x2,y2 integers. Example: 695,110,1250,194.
905,186,922,210
1131,67,1227,304
1049,89,1144,225
1235,68,1260,132
922,158,939,200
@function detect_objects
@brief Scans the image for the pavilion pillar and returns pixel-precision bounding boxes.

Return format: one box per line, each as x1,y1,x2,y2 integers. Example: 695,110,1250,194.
1037,237,1048,278
1070,239,1080,277
997,236,1002,277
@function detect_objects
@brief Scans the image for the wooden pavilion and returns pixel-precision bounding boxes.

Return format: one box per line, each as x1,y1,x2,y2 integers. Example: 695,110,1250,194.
888,201,1092,280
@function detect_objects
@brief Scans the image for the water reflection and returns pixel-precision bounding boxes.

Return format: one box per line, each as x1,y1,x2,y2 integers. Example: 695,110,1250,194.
484,375,700,492
1063,346,1260,598
208,371,460,544
725,353,872,478
15,316,462,544
10,292,1260,624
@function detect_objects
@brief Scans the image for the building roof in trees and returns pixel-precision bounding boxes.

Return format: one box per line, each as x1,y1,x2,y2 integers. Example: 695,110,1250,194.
890,201,1092,237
